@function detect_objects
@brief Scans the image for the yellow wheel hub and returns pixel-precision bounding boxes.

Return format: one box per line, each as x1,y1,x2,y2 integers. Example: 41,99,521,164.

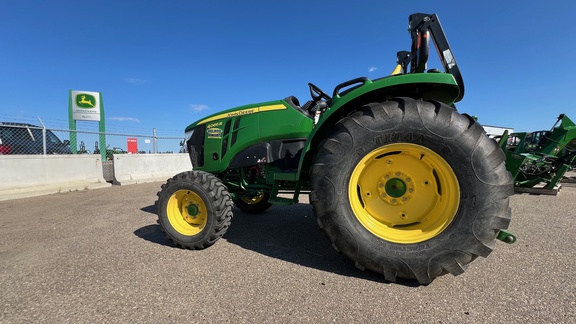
241,192,265,205
348,143,460,244
167,189,208,236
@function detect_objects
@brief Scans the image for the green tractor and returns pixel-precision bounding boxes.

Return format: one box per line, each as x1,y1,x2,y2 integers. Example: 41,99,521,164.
156,13,515,284
499,113,576,191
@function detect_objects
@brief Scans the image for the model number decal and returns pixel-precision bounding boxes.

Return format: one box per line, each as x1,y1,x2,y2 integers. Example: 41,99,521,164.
207,128,222,139
207,121,223,129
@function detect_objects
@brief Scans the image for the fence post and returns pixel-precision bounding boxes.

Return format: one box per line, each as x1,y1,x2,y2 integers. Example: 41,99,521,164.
38,117,47,155
153,128,157,154
42,128,47,154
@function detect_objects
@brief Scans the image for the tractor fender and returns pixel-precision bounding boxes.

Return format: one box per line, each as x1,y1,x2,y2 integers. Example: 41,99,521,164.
297,73,461,179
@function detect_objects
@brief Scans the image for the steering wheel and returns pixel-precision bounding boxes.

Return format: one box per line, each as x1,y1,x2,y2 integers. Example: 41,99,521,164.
308,83,331,102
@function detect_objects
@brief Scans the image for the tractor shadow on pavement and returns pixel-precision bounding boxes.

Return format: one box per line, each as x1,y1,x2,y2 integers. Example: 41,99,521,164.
134,204,168,246
135,202,419,286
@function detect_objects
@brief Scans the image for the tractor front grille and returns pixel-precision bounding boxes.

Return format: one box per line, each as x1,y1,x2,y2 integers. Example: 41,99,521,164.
187,124,205,168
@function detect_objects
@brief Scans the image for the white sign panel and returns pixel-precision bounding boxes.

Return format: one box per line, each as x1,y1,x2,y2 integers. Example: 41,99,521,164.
71,90,101,121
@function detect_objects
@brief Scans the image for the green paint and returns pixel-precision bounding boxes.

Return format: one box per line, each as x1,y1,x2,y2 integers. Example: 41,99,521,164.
75,93,96,108
385,178,407,198
187,204,200,217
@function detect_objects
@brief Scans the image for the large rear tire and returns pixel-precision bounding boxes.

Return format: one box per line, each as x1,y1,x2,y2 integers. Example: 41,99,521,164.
310,98,513,284
156,171,233,249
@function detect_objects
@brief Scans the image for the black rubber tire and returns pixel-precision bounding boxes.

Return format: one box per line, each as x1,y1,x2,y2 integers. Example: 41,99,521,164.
310,98,513,284
156,170,233,249
233,192,273,214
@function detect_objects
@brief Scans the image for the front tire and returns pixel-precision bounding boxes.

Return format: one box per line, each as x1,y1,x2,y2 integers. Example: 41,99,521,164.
310,98,513,284
156,171,233,249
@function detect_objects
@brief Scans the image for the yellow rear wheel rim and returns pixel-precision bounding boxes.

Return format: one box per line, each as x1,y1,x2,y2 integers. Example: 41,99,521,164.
167,189,208,236
348,143,460,244
241,192,265,205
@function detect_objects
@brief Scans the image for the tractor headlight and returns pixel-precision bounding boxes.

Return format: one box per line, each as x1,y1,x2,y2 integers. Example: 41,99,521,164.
184,129,194,144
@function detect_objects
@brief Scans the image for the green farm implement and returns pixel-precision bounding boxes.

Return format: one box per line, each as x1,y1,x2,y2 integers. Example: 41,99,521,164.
499,114,576,193
155,13,515,284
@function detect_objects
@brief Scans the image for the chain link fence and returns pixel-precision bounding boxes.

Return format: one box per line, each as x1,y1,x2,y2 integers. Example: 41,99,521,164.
0,121,185,158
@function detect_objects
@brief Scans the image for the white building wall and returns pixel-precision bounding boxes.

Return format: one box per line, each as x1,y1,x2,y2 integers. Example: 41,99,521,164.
482,125,514,138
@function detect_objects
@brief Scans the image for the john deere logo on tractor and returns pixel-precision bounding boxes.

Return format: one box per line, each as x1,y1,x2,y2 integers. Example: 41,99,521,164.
75,94,96,108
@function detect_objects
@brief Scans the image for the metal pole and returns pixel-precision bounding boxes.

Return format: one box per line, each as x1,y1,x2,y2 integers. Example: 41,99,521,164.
153,128,157,154
37,117,47,155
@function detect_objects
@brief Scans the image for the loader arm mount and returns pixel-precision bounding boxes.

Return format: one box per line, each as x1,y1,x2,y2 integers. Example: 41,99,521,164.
409,13,465,102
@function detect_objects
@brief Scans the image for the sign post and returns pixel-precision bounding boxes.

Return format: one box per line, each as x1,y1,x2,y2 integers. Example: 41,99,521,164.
68,90,106,160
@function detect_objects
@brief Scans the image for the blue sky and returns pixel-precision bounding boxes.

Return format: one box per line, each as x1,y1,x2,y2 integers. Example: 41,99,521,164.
1,0,575,138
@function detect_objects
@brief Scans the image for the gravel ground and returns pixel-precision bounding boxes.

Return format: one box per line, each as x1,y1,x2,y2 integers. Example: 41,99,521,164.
0,180,575,323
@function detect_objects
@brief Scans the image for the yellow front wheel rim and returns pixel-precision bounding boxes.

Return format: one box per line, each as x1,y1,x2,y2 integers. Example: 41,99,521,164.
167,189,208,236
348,143,460,244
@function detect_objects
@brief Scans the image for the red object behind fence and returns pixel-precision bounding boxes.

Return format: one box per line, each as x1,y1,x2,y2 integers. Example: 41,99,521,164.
127,138,138,154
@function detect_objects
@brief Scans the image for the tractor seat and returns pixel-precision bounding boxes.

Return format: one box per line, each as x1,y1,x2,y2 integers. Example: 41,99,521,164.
284,96,314,119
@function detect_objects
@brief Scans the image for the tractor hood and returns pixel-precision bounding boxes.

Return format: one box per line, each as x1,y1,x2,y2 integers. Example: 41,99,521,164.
185,100,287,132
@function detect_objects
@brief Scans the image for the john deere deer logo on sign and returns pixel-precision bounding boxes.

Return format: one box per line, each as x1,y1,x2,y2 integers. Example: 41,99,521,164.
75,94,96,108
70,90,101,122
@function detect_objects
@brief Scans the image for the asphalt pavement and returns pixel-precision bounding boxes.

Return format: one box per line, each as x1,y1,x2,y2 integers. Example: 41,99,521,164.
1,179,575,323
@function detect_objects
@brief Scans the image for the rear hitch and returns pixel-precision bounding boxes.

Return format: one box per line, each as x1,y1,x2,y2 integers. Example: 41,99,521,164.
497,230,517,244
